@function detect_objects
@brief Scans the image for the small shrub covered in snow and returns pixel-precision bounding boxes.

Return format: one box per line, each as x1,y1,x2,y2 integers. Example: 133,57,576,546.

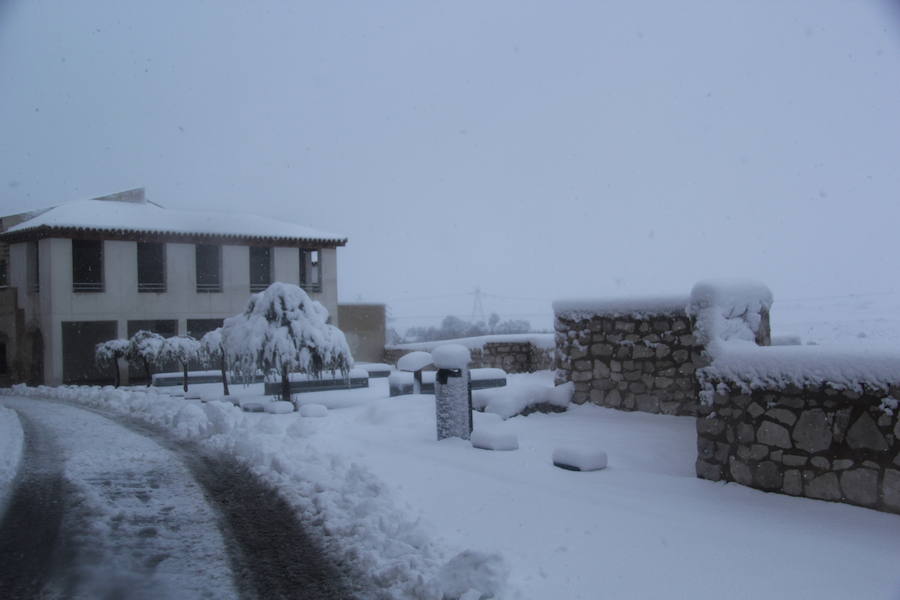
94,338,129,388
552,446,608,472
159,335,202,392
222,282,353,402
200,328,230,396
126,330,166,386
687,279,773,350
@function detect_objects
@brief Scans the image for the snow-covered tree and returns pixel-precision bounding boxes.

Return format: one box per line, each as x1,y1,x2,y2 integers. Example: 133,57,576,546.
200,328,229,396
95,339,129,388
126,330,165,387
222,282,353,402
160,335,201,392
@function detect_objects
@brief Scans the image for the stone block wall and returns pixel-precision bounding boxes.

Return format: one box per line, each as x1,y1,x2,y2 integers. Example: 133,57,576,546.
697,382,900,514
554,312,706,415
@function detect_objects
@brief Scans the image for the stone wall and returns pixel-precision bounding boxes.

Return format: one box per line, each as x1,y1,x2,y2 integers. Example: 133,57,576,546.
697,381,900,514
554,311,706,415
384,336,554,374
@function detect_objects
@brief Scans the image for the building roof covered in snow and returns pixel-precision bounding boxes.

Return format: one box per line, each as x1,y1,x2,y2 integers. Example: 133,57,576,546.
0,188,347,247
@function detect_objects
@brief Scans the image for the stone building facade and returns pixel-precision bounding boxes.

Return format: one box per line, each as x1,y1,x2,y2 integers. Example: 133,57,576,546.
696,380,900,515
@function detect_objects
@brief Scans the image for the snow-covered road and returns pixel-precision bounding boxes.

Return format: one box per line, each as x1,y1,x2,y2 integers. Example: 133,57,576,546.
0,397,351,600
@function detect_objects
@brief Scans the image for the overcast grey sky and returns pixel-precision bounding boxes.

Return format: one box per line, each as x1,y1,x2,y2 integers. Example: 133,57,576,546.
1,1,899,331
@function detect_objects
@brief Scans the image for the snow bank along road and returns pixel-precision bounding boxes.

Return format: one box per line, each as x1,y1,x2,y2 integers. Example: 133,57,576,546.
0,396,352,599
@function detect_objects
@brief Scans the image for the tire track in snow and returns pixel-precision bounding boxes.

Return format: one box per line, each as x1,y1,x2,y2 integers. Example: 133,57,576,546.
0,411,66,599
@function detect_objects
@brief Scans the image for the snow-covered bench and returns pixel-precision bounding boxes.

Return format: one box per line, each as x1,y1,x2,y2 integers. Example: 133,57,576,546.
262,368,369,395
388,368,507,397
152,370,227,387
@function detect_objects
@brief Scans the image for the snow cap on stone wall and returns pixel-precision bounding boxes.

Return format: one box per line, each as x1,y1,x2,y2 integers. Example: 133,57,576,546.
552,295,690,320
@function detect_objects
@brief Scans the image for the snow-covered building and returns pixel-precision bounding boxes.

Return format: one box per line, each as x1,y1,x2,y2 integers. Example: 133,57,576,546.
0,188,346,385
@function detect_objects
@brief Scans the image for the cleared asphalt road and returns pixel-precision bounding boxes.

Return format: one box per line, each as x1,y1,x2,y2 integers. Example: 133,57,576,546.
0,397,355,600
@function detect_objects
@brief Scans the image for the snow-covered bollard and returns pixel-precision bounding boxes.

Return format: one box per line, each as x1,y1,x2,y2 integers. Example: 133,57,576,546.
552,446,608,471
432,344,473,441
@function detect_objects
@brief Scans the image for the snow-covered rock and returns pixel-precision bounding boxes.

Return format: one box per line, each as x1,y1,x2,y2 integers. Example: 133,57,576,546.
299,403,328,418
552,446,608,471
265,401,295,414
432,344,471,369
471,428,519,451
473,381,572,419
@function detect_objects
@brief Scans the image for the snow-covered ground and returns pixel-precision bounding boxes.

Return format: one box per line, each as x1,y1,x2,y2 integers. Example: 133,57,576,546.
4,371,900,599
2,295,900,598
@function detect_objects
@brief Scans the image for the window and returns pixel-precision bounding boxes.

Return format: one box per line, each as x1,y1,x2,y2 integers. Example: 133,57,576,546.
72,239,103,292
299,249,322,292
137,242,166,293
196,244,222,293
249,246,272,292
0,242,9,287
27,241,39,293
187,318,223,340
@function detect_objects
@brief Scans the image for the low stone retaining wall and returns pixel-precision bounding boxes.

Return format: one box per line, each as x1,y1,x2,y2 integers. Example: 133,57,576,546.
697,379,900,514
385,334,554,374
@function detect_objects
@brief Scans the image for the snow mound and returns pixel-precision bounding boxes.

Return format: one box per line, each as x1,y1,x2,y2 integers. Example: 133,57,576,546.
474,381,573,419
435,550,510,600
265,401,295,414
688,279,772,349
552,446,608,471
471,429,519,451
241,401,265,413
397,351,434,372
0,406,25,517
553,294,690,319
300,403,328,418
432,344,471,369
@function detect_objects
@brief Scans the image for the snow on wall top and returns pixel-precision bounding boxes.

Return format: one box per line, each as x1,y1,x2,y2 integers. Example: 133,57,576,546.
3,198,346,244
700,344,900,393
687,279,772,348
552,295,690,319
389,333,556,352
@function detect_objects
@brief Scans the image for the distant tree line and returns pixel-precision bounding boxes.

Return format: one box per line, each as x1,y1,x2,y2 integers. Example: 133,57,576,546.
399,313,531,343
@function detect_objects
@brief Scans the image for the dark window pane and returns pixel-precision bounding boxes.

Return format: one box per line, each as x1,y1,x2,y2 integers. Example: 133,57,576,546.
62,320,117,384
72,239,103,292
186,318,223,340
196,244,221,292
137,242,166,292
249,246,271,292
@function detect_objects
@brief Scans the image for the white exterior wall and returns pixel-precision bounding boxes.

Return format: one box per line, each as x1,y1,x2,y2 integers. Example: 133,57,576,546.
8,238,341,385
